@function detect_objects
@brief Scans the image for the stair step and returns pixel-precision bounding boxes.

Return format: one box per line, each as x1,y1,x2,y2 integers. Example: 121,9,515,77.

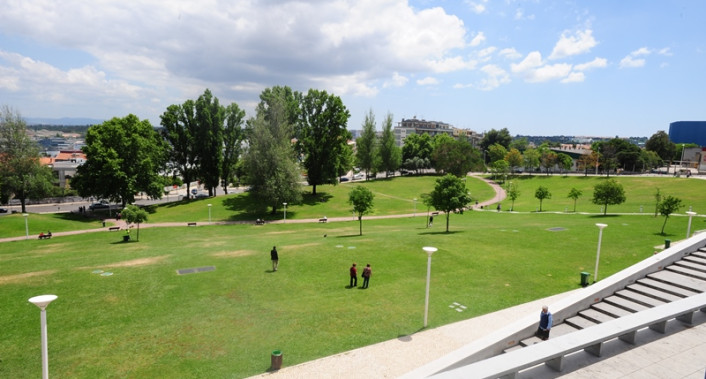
675,260,706,273
565,315,598,330
648,270,706,292
666,265,706,281
519,336,543,347
627,283,683,302
579,308,618,323
503,345,523,354
603,295,650,312
692,250,706,259
683,255,706,266
591,302,634,318
615,289,665,308
638,277,699,298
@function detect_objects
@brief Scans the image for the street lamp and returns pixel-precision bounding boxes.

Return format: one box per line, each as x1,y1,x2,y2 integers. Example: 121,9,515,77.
413,198,417,217
207,204,212,224
28,294,58,379
594,223,607,283
686,211,697,238
23,213,29,239
423,246,437,328
283,202,287,223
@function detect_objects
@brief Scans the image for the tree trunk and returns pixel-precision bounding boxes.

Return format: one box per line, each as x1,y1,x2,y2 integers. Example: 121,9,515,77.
661,216,668,234
358,216,362,236
137,223,140,241
312,184,317,196
445,212,450,232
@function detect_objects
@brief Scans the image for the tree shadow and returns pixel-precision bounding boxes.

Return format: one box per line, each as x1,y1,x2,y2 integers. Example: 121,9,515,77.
417,230,464,235
335,234,363,238
588,214,621,218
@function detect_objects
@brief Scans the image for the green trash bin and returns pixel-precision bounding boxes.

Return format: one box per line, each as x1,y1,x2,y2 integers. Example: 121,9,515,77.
580,272,590,287
271,350,283,370
664,239,671,249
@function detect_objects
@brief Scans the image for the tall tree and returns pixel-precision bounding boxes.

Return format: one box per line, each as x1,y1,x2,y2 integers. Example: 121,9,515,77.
348,185,374,236
355,109,377,180
221,103,246,194
402,132,433,162
244,95,302,214
480,128,512,161
195,89,224,196
432,137,479,177
487,143,508,164
298,89,351,195
507,182,520,211
592,179,626,215
428,174,472,232
658,195,683,235
645,131,676,163
160,101,198,199
540,149,558,175
256,86,302,138
557,153,573,175
376,113,401,177
567,187,583,212
72,114,167,206
534,186,551,212
523,148,540,174
120,204,148,242
0,106,54,212
505,148,523,173
577,151,599,176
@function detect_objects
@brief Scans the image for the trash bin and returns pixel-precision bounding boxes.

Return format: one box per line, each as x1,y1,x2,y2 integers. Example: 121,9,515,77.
270,350,283,370
580,272,590,287
664,239,671,249
123,235,130,242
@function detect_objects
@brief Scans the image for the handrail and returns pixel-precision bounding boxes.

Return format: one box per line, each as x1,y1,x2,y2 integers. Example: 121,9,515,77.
432,291,706,379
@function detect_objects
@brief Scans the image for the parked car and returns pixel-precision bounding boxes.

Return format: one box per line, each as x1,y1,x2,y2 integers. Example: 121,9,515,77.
340,177,350,182
353,173,364,180
89,201,110,210
0,208,8,213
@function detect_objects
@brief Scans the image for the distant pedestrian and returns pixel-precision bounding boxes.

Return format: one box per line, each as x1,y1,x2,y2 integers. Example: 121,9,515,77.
349,263,358,287
535,305,552,341
362,264,372,289
428,215,433,227
497,203,501,212
270,246,279,271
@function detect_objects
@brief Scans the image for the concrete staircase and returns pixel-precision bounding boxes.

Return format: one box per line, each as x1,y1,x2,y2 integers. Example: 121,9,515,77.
510,248,706,352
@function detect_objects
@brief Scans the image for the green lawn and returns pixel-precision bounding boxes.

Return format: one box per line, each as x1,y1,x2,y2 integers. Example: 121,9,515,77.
0,175,704,378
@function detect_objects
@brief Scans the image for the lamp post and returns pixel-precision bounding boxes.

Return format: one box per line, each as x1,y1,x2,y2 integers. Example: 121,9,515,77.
686,211,697,238
423,246,437,328
23,213,29,239
413,198,417,217
28,294,58,379
594,223,607,283
283,202,287,223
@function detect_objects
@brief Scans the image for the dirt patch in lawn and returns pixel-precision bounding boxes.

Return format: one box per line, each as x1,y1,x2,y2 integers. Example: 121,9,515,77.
77,255,170,270
0,270,57,285
211,250,256,258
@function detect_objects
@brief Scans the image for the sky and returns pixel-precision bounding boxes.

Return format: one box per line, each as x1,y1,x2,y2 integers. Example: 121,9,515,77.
1,0,704,137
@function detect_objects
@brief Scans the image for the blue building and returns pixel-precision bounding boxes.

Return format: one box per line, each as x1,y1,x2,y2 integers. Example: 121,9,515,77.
669,121,706,146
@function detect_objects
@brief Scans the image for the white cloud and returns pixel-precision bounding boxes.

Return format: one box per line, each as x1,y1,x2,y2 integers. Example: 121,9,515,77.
658,47,673,56
620,56,645,68
498,48,523,60
477,64,510,90
514,9,535,21
574,57,607,71
470,32,486,47
511,51,572,83
631,47,651,56
383,72,409,88
561,72,585,83
465,0,488,14
548,29,597,60
417,77,439,86
426,56,477,73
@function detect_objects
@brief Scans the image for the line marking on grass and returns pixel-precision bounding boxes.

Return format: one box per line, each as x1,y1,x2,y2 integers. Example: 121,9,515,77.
100,272,113,276
547,227,566,231
449,302,467,312
177,266,216,275
92,270,104,274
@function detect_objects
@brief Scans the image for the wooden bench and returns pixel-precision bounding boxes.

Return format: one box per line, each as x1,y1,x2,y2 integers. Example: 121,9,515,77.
255,219,265,225
108,226,121,231
431,211,440,216
187,222,197,226
433,292,706,378
319,218,328,223
38,234,52,240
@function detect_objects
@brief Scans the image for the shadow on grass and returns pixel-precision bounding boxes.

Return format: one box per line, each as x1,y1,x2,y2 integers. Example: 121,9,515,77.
652,232,676,237
335,234,363,238
53,212,102,225
588,214,621,218
301,192,333,205
397,327,428,342
417,230,464,235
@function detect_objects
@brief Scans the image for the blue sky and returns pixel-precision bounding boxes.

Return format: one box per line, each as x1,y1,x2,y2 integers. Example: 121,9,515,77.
0,0,704,137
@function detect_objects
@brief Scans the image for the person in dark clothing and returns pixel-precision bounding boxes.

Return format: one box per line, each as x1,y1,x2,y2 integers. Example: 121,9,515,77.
428,215,433,227
536,305,553,340
362,264,372,289
349,263,358,287
270,246,279,271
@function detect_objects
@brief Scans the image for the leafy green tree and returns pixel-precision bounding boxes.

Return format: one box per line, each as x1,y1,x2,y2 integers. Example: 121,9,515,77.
640,150,663,172
0,106,55,212
160,101,199,199
578,151,599,176
504,148,523,173
658,195,683,235
221,103,246,194
480,128,512,161
348,185,374,236
490,159,509,182
428,174,472,232
402,132,433,163
256,86,302,137
376,113,401,177
523,148,540,174
487,143,508,164
120,204,148,241
73,114,167,206
592,179,626,215
568,187,583,212
194,89,224,196
338,142,355,179
298,89,351,195
510,137,529,153
507,182,520,211
534,186,551,212
540,150,558,175
432,137,479,177
557,153,573,175
244,95,302,214
645,130,676,163
356,109,378,180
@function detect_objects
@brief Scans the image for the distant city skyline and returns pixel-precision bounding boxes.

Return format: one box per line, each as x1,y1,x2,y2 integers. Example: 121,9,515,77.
1,1,704,137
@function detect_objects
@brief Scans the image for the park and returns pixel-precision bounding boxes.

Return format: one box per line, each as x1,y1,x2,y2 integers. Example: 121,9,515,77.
0,175,704,378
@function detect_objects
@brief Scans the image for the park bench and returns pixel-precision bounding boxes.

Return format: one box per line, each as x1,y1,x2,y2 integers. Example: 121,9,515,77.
38,234,52,240
319,218,328,223
108,226,121,231
187,222,197,226
431,211,439,216
255,219,265,225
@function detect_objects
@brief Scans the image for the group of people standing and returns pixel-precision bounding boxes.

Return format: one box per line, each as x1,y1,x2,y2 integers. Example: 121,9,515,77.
349,263,372,289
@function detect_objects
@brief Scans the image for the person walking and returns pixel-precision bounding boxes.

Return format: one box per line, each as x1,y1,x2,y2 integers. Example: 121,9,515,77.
536,305,553,341
270,246,279,271
428,215,433,227
349,263,358,288
361,264,372,289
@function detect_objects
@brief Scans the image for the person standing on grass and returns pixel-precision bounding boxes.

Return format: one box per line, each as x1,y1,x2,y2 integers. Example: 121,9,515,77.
536,305,552,340
270,246,279,271
349,263,358,287
361,264,372,289
428,215,433,228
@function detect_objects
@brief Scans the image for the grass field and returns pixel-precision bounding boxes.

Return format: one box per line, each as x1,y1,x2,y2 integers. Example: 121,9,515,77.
0,175,704,378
